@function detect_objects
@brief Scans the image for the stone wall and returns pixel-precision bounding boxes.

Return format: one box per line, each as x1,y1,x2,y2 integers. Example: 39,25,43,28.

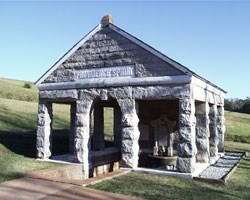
43,27,184,84
37,82,225,175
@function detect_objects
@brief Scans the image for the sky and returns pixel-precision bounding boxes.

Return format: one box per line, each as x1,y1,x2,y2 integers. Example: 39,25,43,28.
0,1,249,99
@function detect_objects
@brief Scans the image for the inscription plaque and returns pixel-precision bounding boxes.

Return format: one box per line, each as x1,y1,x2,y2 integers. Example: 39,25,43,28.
76,65,135,80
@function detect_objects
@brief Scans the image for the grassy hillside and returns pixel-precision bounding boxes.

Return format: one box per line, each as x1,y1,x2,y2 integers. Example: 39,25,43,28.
225,111,250,143
0,98,70,131
0,77,38,102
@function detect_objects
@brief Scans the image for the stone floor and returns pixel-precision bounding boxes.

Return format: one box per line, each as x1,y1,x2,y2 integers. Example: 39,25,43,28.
130,153,224,179
198,151,244,180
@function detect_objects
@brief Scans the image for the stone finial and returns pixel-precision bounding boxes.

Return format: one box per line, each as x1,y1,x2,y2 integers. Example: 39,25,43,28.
101,14,114,27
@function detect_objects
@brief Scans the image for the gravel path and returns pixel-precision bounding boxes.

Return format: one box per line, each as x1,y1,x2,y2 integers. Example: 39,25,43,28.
199,152,244,180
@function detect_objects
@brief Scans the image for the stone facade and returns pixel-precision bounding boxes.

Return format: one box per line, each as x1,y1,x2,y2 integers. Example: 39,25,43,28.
36,16,226,178
42,27,184,84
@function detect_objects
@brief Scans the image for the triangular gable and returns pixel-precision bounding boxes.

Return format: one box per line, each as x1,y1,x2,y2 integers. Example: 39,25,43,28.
36,23,194,86
109,24,192,76
35,25,101,85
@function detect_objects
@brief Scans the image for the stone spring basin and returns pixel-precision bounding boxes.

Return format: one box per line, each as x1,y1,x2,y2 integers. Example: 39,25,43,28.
148,155,178,167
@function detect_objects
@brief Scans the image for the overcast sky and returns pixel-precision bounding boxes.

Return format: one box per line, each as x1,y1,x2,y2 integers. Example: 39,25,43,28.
0,1,249,99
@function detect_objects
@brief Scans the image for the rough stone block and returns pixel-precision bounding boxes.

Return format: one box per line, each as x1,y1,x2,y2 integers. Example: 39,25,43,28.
38,103,46,113
78,89,99,101
121,139,133,153
37,114,45,126
177,157,195,173
74,138,89,163
196,115,207,125
100,89,108,100
75,114,85,126
132,85,190,100
180,99,192,113
196,138,209,150
37,126,46,137
39,90,77,100
76,100,92,114
210,145,218,157
179,127,195,143
109,87,132,100
36,136,44,148
118,99,136,114
75,127,89,139
196,127,208,138
121,152,138,168
178,142,196,158
217,134,225,152
179,113,193,127
122,127,135,140
121,113,139,127
196,151,209,163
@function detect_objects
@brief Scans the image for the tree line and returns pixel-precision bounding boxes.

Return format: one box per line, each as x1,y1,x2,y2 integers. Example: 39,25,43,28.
225,97,250,114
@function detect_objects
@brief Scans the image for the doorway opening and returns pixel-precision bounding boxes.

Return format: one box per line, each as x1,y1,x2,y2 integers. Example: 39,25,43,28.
137,100,179,170
89,97,122,177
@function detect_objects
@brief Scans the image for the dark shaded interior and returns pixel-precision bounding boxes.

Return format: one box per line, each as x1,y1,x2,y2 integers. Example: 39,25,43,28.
137,100,179,167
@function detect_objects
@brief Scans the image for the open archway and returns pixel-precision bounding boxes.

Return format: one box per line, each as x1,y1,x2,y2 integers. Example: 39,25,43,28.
89,97,122,177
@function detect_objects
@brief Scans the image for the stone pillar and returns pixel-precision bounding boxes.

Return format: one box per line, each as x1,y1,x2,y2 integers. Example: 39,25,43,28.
209,105,218,157
117,99,140,168
114,106,122,148
69,103,76,154
92,106,105,150
74,99,92,179
217,106,225,152
36,100,53,159
195,102,210,163
177,98,197,173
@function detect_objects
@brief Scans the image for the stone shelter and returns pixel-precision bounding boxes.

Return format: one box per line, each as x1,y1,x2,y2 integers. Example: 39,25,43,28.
35,15,226,179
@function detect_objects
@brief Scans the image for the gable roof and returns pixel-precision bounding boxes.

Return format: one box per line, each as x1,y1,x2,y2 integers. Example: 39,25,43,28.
35,21,226,93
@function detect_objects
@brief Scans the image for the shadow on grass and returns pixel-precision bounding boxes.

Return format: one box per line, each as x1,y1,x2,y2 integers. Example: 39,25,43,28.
0,172,24,183
0,129,70,157
91,173,244,200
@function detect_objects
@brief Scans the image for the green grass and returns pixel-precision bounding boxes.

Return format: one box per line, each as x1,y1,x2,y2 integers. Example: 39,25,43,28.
225,111,250,143
0,98,70,131
0,77,38,102
0,144,60,183
89,141,250,200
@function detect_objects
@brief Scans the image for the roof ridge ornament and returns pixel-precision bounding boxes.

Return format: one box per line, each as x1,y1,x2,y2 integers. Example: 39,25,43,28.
101,14,114,27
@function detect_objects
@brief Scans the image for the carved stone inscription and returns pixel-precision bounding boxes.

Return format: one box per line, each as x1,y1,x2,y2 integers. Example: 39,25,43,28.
76,65,135,80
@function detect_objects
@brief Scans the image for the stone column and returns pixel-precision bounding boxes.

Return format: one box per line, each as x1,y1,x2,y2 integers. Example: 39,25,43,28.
195,102,210,163
69,103,76,154
217,106,225,152
117,99,140,168
93,106,105,150
74,99,92,179
36,100,53,159
114,106,122,148
177,98,197,173
209,104,218,157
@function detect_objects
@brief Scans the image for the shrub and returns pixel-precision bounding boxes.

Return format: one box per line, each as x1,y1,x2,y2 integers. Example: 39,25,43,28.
23,83,32,89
